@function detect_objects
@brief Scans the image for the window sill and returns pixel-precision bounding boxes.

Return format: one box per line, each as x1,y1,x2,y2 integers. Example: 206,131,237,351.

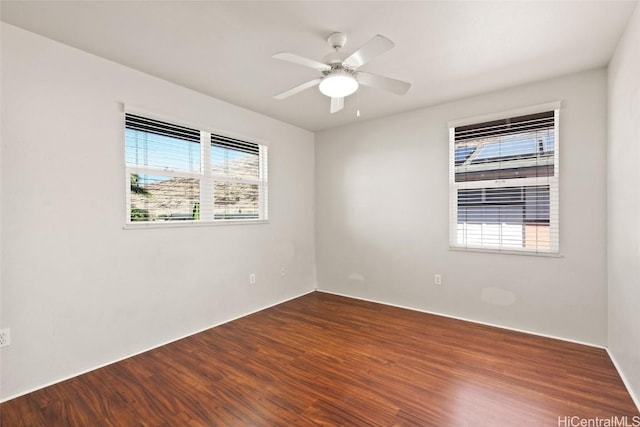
124,219,269,230
449,246,562,258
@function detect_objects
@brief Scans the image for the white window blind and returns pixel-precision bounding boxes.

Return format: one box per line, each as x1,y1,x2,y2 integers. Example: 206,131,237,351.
211,133,268,220
125,113,268,225
449,109,559,254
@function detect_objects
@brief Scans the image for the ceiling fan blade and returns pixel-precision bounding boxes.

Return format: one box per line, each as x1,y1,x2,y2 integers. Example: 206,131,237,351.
330,97,344,114
342,35,394,69
357,72,411,95
272,52,331,72
274,78,322,100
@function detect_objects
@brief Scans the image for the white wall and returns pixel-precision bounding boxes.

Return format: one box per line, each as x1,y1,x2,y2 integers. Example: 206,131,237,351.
316,69,608,346
0,23,316,400
608,3,640,407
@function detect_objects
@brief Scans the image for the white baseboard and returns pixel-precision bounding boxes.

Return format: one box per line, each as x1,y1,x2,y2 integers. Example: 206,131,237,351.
607,349,640,413
0,289,315,403
317,289,605,349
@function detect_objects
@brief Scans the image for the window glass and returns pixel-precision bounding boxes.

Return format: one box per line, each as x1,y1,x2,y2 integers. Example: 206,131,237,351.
125,113,268,225
450,109,558,254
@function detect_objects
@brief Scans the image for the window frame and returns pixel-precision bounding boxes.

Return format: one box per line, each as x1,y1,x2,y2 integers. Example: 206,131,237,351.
124,109,269,229
448,102,560,256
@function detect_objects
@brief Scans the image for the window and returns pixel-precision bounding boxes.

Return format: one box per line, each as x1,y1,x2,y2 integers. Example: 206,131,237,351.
125,113,268,225
449,107,559,254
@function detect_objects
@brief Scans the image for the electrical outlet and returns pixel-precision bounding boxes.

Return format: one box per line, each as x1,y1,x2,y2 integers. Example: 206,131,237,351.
249,273,256,285
0,328,10,348
434,274,442,286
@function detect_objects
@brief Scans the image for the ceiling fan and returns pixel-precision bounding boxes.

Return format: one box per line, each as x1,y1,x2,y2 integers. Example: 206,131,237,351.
273,32,411,114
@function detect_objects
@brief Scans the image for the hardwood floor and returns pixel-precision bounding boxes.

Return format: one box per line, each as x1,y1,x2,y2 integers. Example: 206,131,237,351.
2,292,638,426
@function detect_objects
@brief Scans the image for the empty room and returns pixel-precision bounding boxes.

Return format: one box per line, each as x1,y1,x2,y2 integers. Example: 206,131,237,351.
1,1,640,425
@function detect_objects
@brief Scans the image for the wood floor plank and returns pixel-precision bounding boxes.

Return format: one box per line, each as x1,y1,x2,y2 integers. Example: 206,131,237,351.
1,292,638,426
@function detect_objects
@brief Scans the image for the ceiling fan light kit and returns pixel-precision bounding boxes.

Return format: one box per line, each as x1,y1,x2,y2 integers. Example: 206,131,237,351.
318,70,359,98
273,32,411,114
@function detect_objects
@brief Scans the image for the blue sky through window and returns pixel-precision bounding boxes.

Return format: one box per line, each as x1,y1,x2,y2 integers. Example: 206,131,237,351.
127,130,259,184
126,129,201,175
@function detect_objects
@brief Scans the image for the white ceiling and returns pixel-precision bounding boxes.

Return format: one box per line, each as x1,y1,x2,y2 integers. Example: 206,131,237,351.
1,1,637,131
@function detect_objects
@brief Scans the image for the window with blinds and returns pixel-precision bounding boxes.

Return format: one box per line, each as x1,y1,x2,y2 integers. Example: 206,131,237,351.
125,113,268,225
449,109,559,254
